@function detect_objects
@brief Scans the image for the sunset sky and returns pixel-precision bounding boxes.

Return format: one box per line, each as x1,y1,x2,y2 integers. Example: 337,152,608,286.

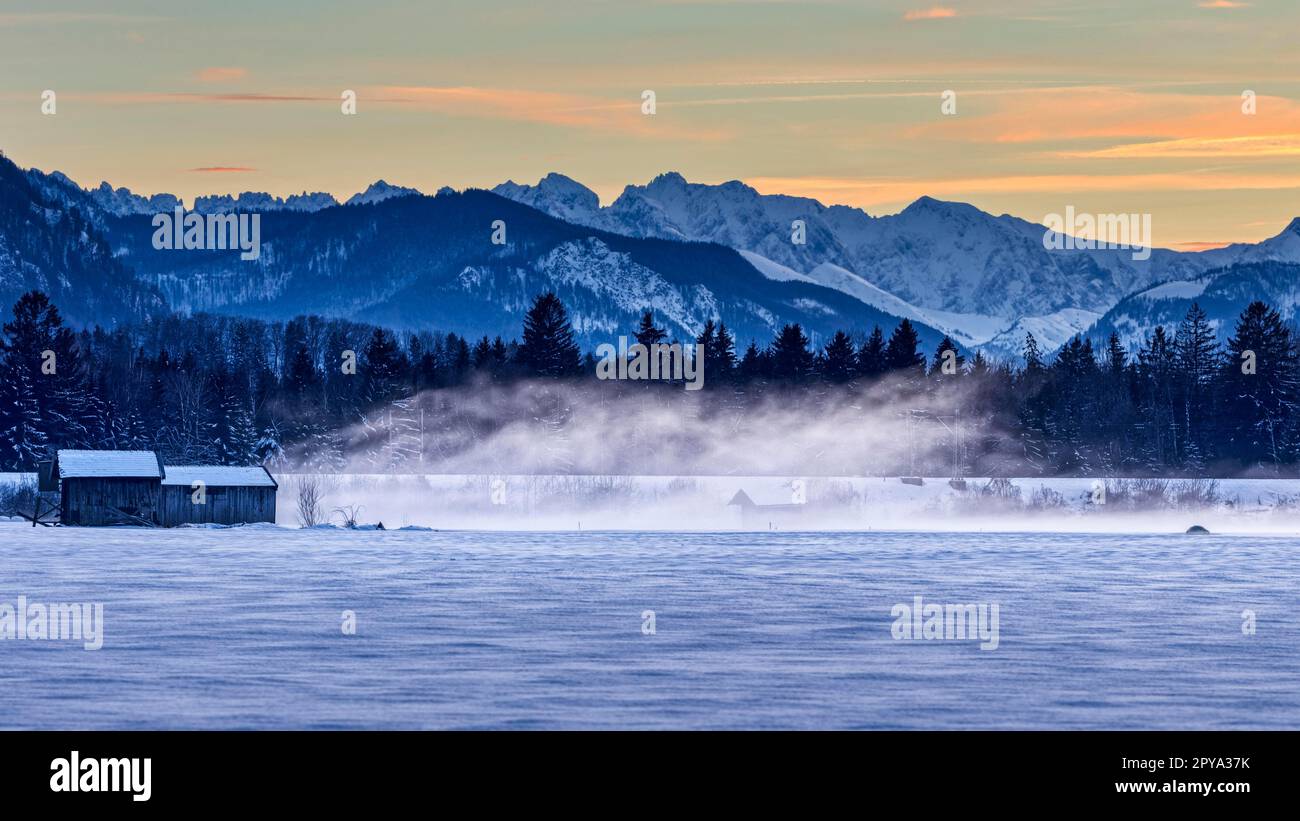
2,0,1298,248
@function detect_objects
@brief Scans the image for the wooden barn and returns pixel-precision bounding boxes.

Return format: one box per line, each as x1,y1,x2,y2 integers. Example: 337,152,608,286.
51,450,166,526
34,450,277,527
159,465,278,527
727,488,805,529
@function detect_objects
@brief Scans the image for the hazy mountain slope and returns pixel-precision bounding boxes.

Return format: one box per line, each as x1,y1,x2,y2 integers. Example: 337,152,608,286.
492,171,1300,357
0,153,166,326
101,187,954,350
1087,259,1300,350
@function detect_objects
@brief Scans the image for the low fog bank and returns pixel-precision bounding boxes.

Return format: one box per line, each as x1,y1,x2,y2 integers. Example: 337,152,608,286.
275,473,1300,534
304,375,1025,478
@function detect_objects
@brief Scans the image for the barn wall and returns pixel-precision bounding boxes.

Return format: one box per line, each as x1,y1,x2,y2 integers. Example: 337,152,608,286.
60,478,161,526
159,485,277,527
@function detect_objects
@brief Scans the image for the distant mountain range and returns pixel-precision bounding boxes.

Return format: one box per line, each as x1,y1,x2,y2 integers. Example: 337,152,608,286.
489,172,1300,356
5,148,1300,359
3,151,950,352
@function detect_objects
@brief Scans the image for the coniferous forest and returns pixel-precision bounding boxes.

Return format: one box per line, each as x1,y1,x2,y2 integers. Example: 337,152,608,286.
1,288,1298,477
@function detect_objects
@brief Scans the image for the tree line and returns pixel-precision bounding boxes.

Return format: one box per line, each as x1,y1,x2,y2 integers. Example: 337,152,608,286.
0,288,1297,476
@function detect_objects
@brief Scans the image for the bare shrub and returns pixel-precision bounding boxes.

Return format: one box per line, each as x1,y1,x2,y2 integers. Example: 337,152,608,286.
1270,493,1299,511
818,479,860,507
332,504,363,529
0,477,38,517
665,477,700,496
981,478,1022,505
534,475,636,506
1029,485,1068,510
948,477,1023,514
1104,478,1170,510
1170,479,1220,510
296,477,323,528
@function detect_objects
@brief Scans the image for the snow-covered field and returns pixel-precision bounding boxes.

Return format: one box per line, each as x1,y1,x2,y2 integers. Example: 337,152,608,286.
1,525,1295,729
7,472,1300,532
275,473,1300,533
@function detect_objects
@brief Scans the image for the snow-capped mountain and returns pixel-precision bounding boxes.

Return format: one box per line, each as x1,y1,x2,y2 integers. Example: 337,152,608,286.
86,181,182,216
1087,257,1300,352
983,310,1104,358
24,171,412,215
91,182,953,351
492,174,600,226
7,153,956,349
10,144,1300,362
492,172,1300,357
194,191,340,213
344,180,421,207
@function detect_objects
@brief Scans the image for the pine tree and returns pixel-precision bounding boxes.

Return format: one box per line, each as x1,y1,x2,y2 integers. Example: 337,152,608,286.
1174,302,1219,468
519,292,581,377
1015,332,1050,470
0,291,88,456
634,309,667,348
821,330,857,383
1222,301,1299,470
1097,333,1137,472
472,336,494,369
738,341,767,381
929,336,964,380
857,326,887,379
1106,333,1127,375
1046,336,1101,472
445,333,471,383
694,320,722,387
210,368,258,465
713,322,737,380
0,365,48,468
285,334,320,402
1138,325,1178,470
884,319,925,378
1022,332,1044,373
363,327,407,406
769,324,815,381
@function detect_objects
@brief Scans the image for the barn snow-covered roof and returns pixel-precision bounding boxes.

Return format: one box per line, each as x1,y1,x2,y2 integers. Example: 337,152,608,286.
162,466,277,488
57,450,162,479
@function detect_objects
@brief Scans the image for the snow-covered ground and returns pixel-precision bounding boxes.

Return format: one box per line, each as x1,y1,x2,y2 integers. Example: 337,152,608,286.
1,525,1296,729
7,472,1300,532
267,473,1300,533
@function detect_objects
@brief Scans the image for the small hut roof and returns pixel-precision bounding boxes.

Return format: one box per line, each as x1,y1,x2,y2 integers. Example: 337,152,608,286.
162,466,277,488
57,450,162,479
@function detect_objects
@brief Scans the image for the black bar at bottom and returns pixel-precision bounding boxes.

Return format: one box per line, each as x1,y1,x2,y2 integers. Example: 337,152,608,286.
5,730,1288,808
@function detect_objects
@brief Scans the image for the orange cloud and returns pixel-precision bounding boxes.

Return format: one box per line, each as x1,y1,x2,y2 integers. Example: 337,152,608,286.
904,7,957,21
188,166,256,173
744,171,1300,209
1197,1,1249,8
908,88,1300,145
1176,241,1234,250
1063,134,1300,159
195,67,248,83
67,91,327,104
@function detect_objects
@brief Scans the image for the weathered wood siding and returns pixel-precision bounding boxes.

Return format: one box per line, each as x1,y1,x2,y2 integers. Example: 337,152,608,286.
60,477,161,526
158,485,276,527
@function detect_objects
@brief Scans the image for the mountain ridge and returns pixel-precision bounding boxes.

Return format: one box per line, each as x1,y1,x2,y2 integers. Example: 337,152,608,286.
8,151,1300,359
